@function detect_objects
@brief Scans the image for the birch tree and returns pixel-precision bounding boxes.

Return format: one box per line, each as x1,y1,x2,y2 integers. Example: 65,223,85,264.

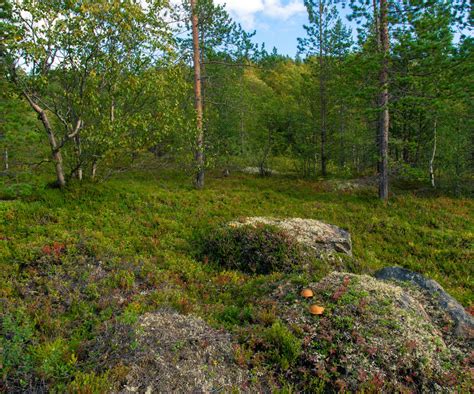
5,0,176,186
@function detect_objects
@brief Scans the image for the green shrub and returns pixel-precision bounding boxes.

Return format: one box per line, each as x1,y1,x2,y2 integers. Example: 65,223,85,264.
0,183,34,199
32,338,76,382
263,321,302,370
1,310,35,386
199,224,313,275
68,371,112,393
217,305,254,327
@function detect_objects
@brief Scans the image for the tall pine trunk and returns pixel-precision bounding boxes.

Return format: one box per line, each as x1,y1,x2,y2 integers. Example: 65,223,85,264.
191,0,204,189
3,148,8,171
373,0,382,175
378,0,389,200
339,106,346,167
319,0,327,177
429,118,437,188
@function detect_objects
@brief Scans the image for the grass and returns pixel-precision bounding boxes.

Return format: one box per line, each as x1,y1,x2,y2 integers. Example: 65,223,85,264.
1,167,472,391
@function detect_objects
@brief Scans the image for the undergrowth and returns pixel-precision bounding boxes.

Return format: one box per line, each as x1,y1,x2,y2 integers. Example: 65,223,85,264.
199,224,316,274
0,168,472,391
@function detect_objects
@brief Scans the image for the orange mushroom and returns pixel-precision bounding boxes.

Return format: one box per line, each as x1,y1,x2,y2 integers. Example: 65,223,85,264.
309,305,325,315
300,288,314,298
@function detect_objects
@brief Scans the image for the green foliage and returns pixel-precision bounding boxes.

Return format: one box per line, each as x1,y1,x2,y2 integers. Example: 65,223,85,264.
0,182,34,199
67,371,112,394
110,270,136,291
0,168,472,391
263,321,302,370
1,310,35,386
32,338,76,382
217,305,254,327
1,0,472,189
199,224,313,275
1,0,473,390
4,0,188,185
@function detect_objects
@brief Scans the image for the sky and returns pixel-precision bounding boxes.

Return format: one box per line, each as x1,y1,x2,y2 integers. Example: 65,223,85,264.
214,0,356,57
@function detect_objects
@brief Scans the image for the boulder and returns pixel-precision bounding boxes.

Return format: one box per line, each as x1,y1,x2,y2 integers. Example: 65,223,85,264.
270,272,471,392
375,266,474,338
230,217,352,256
241,167,279,176
323,177,377,192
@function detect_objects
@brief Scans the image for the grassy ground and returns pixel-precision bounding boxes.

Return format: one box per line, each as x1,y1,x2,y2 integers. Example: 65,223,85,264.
1,168,473,391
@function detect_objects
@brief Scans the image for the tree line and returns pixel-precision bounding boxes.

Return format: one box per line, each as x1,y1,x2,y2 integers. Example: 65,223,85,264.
1,0,472,198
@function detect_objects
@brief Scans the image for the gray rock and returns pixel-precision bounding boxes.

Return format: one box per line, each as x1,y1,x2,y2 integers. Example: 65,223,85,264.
375,266,474,338
241,167,279,176
229,217,352,256
324,177,377,192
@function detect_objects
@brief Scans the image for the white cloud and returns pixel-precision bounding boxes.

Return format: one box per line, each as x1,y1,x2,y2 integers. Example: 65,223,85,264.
215,0,305,29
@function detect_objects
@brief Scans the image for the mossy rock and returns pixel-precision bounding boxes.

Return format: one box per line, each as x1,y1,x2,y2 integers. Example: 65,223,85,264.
85,310,253,393
199,223,317,275
199,218,353,275
270,272,472,392
229,217,352,256
375,266,474,338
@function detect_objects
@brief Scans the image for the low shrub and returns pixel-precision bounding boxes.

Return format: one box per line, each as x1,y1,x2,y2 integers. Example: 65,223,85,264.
263,321,302,370
217,305,254,327
0,182,34,200
1,310,36,389
199,224,314,275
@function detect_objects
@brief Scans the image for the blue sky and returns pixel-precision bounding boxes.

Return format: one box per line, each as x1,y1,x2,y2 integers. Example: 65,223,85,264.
215,0,357,57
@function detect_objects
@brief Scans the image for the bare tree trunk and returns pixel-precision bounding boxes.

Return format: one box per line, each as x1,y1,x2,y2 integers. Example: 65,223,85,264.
259,128,272,176
191,0,204,189
240,69,245,154
74,134,83,181
110,98,115,123
91,159,98,179
378,0,389,200
429,118,437,188
23,92,66,187
3,148,8,171
200,29,206,116
339,106,346,167
319,0,327,177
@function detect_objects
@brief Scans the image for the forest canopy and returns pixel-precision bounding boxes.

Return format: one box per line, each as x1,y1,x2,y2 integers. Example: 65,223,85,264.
1,0,473,196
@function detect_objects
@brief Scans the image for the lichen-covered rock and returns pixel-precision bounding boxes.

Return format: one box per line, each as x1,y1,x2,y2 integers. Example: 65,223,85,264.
270,272,472,392
241,167,278,176
323,177,377,192
375,266,474,338
230,217,352,256
121,311,252,393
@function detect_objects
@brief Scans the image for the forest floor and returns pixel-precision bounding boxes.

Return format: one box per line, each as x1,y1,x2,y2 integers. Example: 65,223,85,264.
1,167,473,391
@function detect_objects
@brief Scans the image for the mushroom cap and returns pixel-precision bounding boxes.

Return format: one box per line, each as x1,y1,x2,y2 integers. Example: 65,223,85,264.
300,288,314,298
309,304,325,315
